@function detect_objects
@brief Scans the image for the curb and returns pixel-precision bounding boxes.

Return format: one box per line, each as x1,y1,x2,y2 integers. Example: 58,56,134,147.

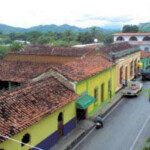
66,125,95,150
67,94,124,150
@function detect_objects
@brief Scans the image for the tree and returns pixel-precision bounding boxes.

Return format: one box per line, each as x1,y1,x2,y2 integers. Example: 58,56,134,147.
62,30,75,42
77,32,93,44
122,25,139,33
11,42,24,51
37,36,50,45
104,34,113,44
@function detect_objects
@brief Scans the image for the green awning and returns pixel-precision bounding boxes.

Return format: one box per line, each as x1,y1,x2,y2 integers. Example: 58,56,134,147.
76,95,95,109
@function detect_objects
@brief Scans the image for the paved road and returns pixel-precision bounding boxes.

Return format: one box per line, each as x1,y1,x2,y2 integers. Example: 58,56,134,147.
73,81,150,150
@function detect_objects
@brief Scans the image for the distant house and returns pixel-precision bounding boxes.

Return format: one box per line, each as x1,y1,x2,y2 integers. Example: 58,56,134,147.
4,45,95,64
113,33,150,52
0,60,52,90
140,51,150,69
96,42,141,91
0,77,78,150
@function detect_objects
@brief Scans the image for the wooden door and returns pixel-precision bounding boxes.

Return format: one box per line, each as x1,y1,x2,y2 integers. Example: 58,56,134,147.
58,121,63,139
58,112,63,139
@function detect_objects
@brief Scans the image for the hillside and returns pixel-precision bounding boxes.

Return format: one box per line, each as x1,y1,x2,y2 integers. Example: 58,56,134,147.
139,22,150,32
0,23,119,34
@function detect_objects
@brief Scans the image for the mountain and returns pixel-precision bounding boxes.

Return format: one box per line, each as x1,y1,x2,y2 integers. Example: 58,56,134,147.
139,22,150,32
0,23,119,34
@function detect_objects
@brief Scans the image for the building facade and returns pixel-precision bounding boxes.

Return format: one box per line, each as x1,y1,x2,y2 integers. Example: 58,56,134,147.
140,51,150,69
114,33,150,52
0,77,78,150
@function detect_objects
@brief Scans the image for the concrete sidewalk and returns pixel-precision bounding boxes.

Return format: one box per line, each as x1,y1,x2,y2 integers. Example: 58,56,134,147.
51,77,143,150
51,88,124,150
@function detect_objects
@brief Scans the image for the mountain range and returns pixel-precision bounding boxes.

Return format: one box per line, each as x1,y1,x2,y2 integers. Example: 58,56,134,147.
0,22,150,34
0,24,120,34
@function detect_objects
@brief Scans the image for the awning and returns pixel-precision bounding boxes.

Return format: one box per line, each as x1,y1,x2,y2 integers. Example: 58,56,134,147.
76,95,95,109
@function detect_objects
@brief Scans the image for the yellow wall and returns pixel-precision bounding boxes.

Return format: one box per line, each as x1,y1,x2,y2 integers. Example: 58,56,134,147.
75,67,116,116
0,101,76,150
116,52,140,91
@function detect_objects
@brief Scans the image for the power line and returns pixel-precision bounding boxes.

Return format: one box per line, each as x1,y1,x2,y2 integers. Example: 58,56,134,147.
0,134,43,150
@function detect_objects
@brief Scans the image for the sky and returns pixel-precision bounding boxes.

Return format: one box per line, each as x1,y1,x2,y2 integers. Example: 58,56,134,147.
1,0,150,28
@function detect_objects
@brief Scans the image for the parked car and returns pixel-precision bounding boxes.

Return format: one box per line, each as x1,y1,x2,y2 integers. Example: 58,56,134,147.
141,69,150,80
122,81,143,96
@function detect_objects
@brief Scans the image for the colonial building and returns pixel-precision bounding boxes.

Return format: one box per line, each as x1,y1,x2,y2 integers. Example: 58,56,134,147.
4,45,95,64
0,60,52,90
113,33,150,52
96,42,141,91
0,77,78,150
140,51,150,69
32,56,116,119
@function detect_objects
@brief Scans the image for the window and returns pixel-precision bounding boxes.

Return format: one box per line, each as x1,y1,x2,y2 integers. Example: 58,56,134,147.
94,87,98,102
130,61,133,77
108,80,111,98
120,66,123,84
21,133,30,147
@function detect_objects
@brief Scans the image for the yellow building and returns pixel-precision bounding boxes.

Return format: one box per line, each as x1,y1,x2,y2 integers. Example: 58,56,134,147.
52,56,116,118
96,42,141,91
0,77,78,150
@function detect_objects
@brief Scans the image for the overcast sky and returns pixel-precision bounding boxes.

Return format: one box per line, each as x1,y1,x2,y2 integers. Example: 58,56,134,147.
1,0,150,28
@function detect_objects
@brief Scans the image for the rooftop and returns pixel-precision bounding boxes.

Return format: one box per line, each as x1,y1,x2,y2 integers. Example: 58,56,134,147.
97,42,136,53
52,56,115,82
0,77,78,143
0,60,53,83
114,33,150,36
9,45,94,57
141,51,150,59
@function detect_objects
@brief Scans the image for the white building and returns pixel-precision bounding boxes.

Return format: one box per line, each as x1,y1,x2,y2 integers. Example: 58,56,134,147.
113,33,150,52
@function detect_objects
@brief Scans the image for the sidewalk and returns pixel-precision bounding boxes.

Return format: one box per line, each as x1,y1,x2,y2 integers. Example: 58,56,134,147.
51,88,124,150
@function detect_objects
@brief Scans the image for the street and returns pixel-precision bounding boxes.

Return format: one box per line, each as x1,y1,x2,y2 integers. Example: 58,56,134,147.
72,81,150,150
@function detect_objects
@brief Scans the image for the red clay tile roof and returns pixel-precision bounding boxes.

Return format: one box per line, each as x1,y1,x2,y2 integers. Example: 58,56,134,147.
0,77,78,143
114,33,150,36
97,42,136,53
52,56,115,82
0,60,53,82
141,51,150,59
9,45,94,57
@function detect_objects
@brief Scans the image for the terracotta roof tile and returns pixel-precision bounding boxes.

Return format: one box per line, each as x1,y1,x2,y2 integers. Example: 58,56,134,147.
114,33,150,36
98,42,136,53
0,60,53,82
141,51,150,59
9,45,94,57
52,56,115,82
0,77,78,143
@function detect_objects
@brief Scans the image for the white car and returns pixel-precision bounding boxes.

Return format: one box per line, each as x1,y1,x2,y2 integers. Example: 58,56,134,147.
122,81,143,96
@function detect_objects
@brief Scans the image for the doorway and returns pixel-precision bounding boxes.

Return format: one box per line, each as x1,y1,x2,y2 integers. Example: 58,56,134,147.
77,109,87,120
125,66,128,85
58,112,63,139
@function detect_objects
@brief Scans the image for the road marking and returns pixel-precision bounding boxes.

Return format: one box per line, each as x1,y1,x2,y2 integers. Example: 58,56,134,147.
71,98,124,150
130,113,150,150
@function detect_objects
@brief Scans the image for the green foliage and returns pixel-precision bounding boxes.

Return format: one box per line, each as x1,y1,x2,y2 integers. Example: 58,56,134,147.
77,32,93,44
37,36,50,45
10,42,24,51
104,34,113,44
142,137,150,150
122,25,139,33
0,46,11,58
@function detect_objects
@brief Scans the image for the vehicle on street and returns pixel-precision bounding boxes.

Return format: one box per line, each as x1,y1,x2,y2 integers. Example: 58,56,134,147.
122,81,143,96
141,69,150,81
